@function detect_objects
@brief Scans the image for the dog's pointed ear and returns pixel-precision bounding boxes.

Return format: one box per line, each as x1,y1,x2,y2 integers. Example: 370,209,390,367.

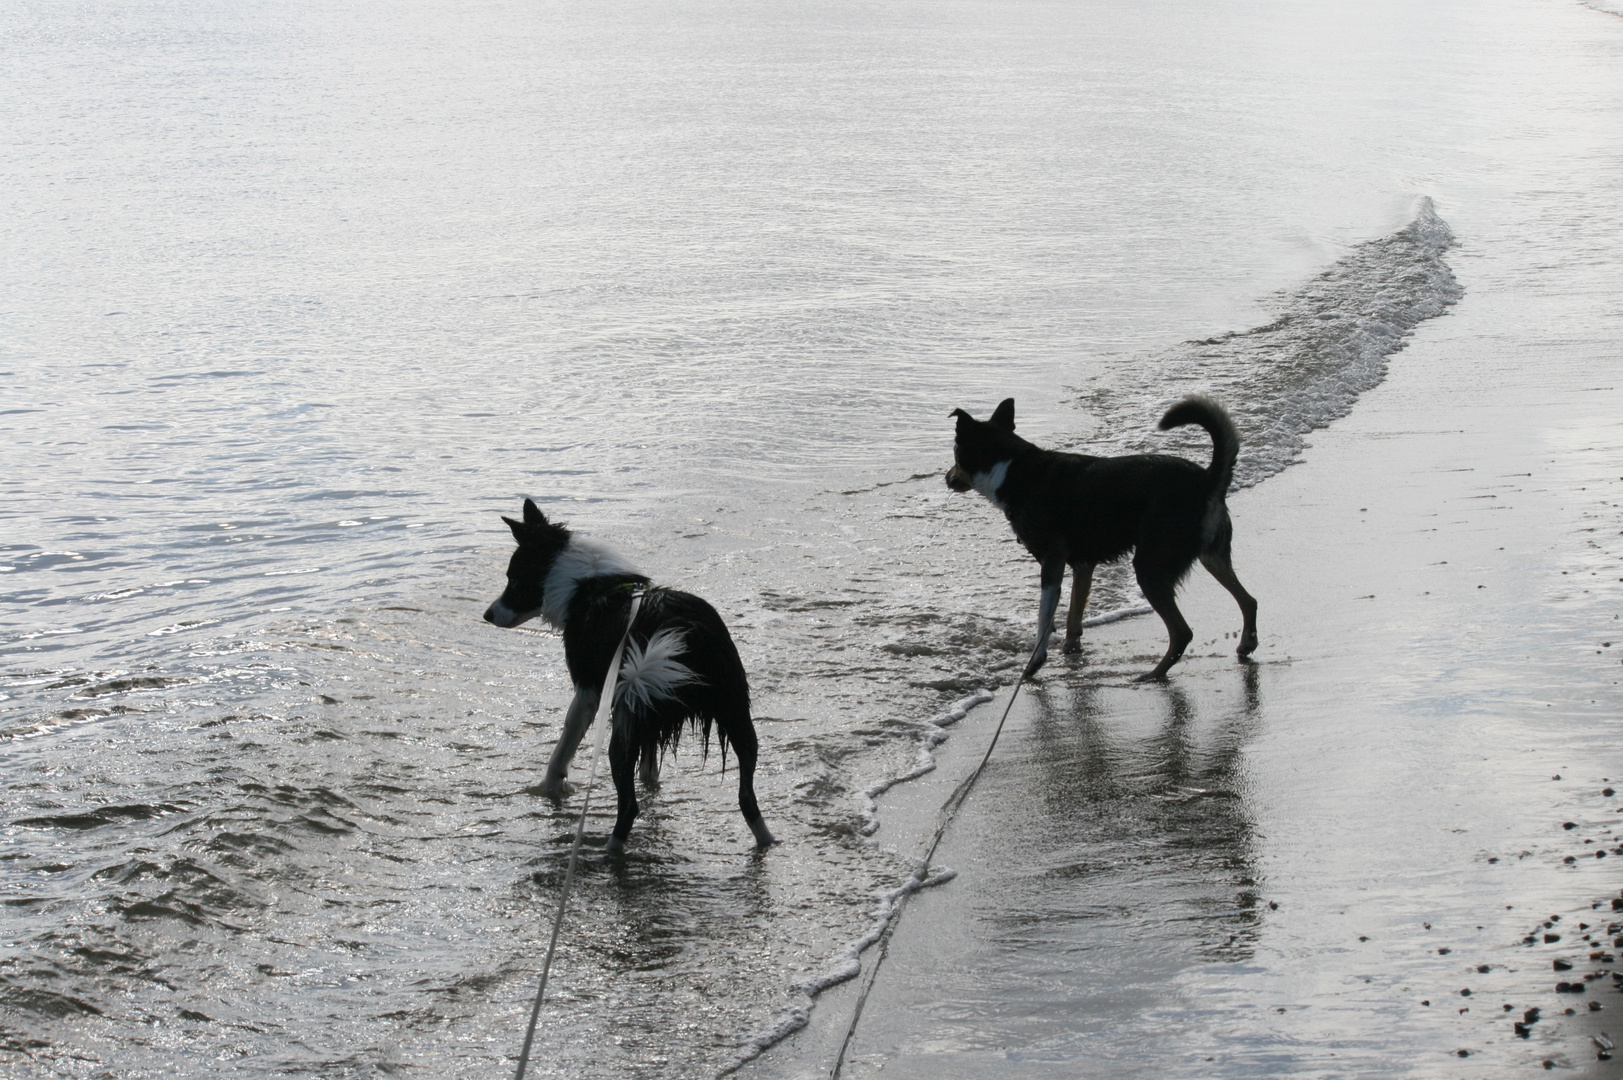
503,515,527,540
950,407,974,427
990,398,1015,431
522,498,547,526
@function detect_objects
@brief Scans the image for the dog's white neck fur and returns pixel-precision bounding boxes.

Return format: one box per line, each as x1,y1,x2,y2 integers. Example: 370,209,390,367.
541,536,642,628
971,461,1011,508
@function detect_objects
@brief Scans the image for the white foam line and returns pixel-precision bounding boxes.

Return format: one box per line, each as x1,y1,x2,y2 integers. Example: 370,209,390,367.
723,862,960,1075
1081,602,1153,627
720,689,992,1075
723,604,1157,1075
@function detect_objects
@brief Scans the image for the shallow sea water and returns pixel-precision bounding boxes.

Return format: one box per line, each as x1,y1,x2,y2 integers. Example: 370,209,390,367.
2,0,1620,1076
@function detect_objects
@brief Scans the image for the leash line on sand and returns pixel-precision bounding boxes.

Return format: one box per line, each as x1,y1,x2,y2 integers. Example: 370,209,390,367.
513,592,645,1080
828,641,1042,1080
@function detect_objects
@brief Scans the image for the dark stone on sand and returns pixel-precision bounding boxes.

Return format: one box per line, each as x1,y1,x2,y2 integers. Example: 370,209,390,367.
1460,988,1472,996
1614,898,1623,910
1516,1022,1533,1038
1565,856,1578,864
1556,981,1586,993
1605,788,1616,797
1547,933,1562,942
1456,1049,1470,1057
1478,964,1491,973
1439,947,1451,955
1590,1000,1603,1012
1526,1007,1542,1022
1566,821,1580,830
1555,959,1574,971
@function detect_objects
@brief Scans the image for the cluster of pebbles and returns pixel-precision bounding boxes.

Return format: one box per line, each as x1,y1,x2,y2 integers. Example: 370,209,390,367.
1515,782,1622,1068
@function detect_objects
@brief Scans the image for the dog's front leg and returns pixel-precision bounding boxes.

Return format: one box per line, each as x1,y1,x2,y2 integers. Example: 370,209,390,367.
1026,556,1065,678
537,684,600,800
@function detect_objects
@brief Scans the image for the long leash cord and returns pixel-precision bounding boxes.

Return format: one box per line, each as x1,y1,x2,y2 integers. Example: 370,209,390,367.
828,640,1043,1080
513,592,645,1080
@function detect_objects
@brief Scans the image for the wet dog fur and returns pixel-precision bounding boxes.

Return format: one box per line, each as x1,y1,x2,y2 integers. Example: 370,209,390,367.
484,499,774,852
945,396,1258,681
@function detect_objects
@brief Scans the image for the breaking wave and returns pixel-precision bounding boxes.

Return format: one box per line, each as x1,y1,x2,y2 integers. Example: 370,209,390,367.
1078,197,1463,488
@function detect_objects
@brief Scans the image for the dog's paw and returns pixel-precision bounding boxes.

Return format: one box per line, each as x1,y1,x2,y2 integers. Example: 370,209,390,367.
1023,647,1049,679
527,777,569,801
1061,635,1082,655
604,834,627,855
1236,631,1258,658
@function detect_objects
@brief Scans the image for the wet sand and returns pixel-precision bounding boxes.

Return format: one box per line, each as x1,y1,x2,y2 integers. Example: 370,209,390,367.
739,232,1623,1077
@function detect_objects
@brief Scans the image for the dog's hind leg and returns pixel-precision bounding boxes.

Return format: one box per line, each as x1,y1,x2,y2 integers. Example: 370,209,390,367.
638,741,661,790
1025,556,1066,678
1134,561,1194,682
1200,551,1258,660
605,718,639,854
536,685,601,800
718,709,774,848
1061,561,1096,655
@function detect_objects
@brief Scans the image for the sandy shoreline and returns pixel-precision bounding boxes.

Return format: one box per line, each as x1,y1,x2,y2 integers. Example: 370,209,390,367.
736,221,1623,1076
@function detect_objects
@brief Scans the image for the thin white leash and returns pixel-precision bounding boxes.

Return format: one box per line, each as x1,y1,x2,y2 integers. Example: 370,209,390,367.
828,637,1044,1080
513,590,645,1080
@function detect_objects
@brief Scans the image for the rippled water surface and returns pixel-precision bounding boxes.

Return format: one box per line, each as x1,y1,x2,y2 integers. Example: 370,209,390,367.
3,0,1620,1076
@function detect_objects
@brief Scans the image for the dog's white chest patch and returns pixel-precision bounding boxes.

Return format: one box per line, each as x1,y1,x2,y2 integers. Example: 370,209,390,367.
971,461,1011,508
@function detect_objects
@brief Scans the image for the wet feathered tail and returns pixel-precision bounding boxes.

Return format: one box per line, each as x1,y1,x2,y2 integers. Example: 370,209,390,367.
1158,395,1240,497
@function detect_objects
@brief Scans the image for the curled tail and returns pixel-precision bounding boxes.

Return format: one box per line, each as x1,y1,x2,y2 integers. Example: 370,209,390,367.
1158,395,1239,497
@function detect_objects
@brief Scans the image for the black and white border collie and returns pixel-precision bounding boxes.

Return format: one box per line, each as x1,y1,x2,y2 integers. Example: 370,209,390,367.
946,396,1259,681
483,499,774,853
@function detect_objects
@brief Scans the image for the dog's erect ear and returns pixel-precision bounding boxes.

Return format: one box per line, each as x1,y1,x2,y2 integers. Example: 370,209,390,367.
522,498,547,526
503,515,526,541
990,398,1015,431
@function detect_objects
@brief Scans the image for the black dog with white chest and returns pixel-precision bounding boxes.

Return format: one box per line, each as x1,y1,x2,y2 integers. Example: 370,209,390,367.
946,396,1258,681
484,499,774,852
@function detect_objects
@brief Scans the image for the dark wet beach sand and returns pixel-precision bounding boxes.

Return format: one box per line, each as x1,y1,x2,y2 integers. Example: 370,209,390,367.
740,219,1623,1078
